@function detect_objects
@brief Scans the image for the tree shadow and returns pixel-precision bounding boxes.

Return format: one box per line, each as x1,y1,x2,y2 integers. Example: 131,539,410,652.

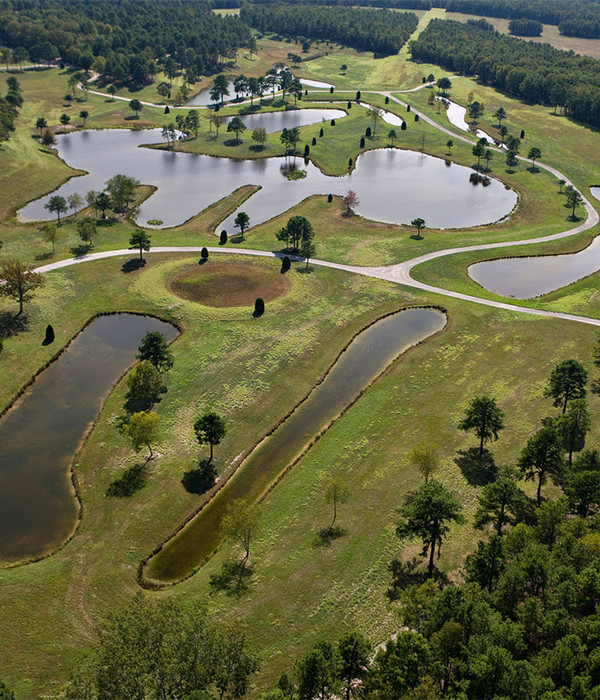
454,447,497,486
124,114,140,121
315,525,346,548
387,557,449,600
209,560,253,597
409,234,423,241
224,138,242,147
296,266,314,274
97,217,118,227
229,234,245,244
527,166,540,174
34,251,54,261
0,311,28,338
70,243,91,257
121,258,147,273
181,460,216,495
123,391,163,414
106,460,149,497
249,144,265,152
280,258,291,273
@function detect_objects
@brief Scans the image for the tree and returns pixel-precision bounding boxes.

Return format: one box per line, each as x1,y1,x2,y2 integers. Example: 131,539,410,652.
280,126,301,155
221,499,263,573
363,633,431,699
506,134,520,153
280,215,313,251
505,149,518,171
367,105,382,135
227,115,246,142
465,534,505,593
125,360,164,412
300,238,316,269
556,398,590,465
124,410,160,458
79,109,89,126
194,411,227,463
44,195,67,225
437,77,452,95
493,106,507,124
325,477,349,532
161,123,176,149
60,113,71,126
42,222,58,253
459,396,505,462
342,190,359,215
210,74,230,105
77,216,97,250
41,129,56,149
527,146,541,169
484,149,493,170
388,128,397,146
338,632,371,700
95,192,111,218
136,331,174,372
234,211,250,240
129,230,151,260
565,185,584,219
446,138,453,154
129,98,142,118
472,142,485,169
565,449,600,518
295,641,340,700
106,174,140,211
252,126,266,149
411,217,426,239
467,100,484,122
498,124,508,144
35,116,47,135
544,358,588,413
107,84,117,100
397,480,463,576
67,193,83,216
209,112,225,136
519,424,564,504
474,470,527,536
408,442,439,483
0,258,44,314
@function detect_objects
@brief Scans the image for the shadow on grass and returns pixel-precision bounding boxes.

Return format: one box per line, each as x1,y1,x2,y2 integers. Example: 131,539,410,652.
249,144,266,152
181,460,216,495
106,460,149,497
315,525,346,548
296,266,314,274
0,311,28,338
409,234,423,241
70,243,91,257
455,447,497,486
121,258,147,273
34,251,54,261
387,556,449,600
224,138,243,147
229,234,245,244
209,560,253,596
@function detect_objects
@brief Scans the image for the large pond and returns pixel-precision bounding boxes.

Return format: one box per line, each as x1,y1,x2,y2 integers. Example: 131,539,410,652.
0,314,178,563
469,237,600,299
22,128,517,231
144,307,446,583
224,108,346,133
187,77,333,106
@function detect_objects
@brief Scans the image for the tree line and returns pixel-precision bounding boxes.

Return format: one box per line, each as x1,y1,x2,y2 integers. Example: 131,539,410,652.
410,18,600,129
0,75,21,143
0,0,251,87
240,4,419,56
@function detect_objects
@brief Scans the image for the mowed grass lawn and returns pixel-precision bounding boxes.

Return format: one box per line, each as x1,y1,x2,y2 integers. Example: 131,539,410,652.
1,254,600,697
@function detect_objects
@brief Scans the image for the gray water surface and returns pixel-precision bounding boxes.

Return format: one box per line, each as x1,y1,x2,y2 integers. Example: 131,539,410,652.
22,128,517,231
224,108,346,133
0,314,178,563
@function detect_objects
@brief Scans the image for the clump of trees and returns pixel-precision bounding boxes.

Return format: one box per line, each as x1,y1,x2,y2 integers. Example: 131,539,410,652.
276,215,314,254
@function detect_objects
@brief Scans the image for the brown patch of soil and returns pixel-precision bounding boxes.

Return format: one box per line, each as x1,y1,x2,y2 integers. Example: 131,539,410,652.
169,262,290,307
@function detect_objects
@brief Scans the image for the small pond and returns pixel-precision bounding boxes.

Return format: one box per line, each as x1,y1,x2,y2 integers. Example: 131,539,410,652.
300,78,335,89
0,314,178,563
145,307,446,583
224,108,346,133
359,103,404,126
591,186,600,203
22,129,517,231
469,237,600,299
436,97,502,147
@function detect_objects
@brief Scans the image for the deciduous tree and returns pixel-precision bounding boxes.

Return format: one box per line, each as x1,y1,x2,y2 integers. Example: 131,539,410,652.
194,411,227,463
129,230,151,260
221,499,263,572
0,258,44,314
136,331,173,372
124,410,160,458
459,396,505,462
519,424,564,504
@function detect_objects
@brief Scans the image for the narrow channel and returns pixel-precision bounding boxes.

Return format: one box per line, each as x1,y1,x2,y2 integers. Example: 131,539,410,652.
143,307,446,584
0,314,178,564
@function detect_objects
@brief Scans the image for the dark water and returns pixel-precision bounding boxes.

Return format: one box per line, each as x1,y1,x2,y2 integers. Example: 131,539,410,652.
22,128,517,231
469,237,600,299
0,314,178,563
144,307,446,583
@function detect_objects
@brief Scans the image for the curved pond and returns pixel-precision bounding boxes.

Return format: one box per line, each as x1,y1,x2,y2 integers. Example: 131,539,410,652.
144,307,446,583
0,314,178,563
22,129,517,231
300,78,335,89
359,103,404,127
469,237,600,299
224,108,346,133
592,186,600,203
436,97,502,147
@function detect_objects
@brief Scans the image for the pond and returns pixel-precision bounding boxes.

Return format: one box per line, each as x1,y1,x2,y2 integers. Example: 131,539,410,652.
469,237,600,299
436,97,502,147
0,314,178,563
592,186,600,203
144,307,446,583
22,128,517,231
224,108,346,133
359,103,404,126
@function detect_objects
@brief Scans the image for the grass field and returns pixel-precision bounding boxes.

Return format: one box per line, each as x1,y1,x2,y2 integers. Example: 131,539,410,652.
3,21,600,699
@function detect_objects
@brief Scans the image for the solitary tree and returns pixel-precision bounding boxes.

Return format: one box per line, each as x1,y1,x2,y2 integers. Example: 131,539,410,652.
41,129,56,149
300,238,316,269
0,258,44,314
125,360,165,412
467,101,484,122
129,230,151,260
79,110,89,126
472,142,485,169
210,74,230,105
129,99,142,118
397,480,463,576
564,185,584,219
325,477,349,532
409,442,439,483
107,84,117,100
544,358,588,413
136,331,174,372
67,193,84,216
484,149,493,170
498,124,508,144
459,396,505,462
95,191,112,218
411,218,426,239
367,105,382,135
234,211,250,240
42,222,58,253
387,128,397,146
446,139,453,155
227,116,246,142
106,174,140,211
44,195,68,225
437,77,452,95
505,150,518,171
493,106,507,125
221,499,263,573
342,190,359,215
124,410,160,459
251,126,266,149
556,398,590,465
77,216,97,250
194,411,227,463
35,116,47,135
527,146,541,170
519,424,564,504
60,113,71,126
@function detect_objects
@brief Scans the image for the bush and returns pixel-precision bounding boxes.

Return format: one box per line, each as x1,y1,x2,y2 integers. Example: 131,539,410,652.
329,86,334,93
414,114,419,122
521,129,525,139
327,193,333,202
330,119,335,126
407,104,411,112
312,137,317,145
348,157,352,168
44,324,55,344
164,106,170,114
356,90,361,100
281,255,291,272
360,137,365,148
254,297,265,316
401,121,407,130
219,230,227,245
347,101,352,109
200,247,208,261
319,127,324,137
365,126,371,137
385,96,389,104
304,144,310,156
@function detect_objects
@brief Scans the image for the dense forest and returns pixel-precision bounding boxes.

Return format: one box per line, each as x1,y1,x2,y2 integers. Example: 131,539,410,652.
240,4,419,56
508,18,543,37
0,0,251,86
411,19,600,128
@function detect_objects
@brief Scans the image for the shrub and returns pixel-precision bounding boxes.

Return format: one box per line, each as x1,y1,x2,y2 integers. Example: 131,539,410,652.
219,230,227,245
356,90,361,100
330,119,335,126
348,157,353,168
385,96,389,104
319,127,324,137
200,247,208,261
312,137,316,145
304,144,310,156
401,121,407,130
44,324,55,344
347,101,352,109
407,104,411,112
360,137,365,148
254,297,265,316
327,193,333,202
366,126,371,137
414,114,419,122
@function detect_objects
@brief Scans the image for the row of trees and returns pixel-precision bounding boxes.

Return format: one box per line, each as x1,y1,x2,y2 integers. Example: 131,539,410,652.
240,4,419,56
0,75,21,143
410,18,600,129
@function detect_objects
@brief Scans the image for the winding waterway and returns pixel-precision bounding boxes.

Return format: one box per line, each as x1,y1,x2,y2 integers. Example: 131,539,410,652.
0,314,178,563
144,307,446,584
